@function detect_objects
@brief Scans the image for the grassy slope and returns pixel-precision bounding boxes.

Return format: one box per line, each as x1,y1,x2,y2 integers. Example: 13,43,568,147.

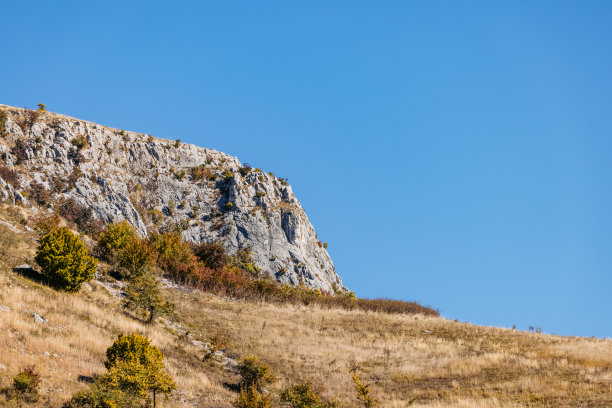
0,205,611,408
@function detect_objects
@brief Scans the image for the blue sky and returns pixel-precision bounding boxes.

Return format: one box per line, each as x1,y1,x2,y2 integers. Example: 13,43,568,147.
1,1,611,337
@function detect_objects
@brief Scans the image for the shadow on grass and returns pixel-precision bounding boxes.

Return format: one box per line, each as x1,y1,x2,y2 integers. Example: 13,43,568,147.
13,264,47,286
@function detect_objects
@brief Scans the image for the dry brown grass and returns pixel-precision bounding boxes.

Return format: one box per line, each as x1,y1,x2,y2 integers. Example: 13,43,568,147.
168,290,612,408
0,204,611,407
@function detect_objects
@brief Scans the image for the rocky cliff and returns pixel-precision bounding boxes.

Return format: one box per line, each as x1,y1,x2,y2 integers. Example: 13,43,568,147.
0,105,343,292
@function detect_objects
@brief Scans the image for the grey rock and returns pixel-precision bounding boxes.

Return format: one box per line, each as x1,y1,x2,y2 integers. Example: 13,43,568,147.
0,105,345,292
0,305,10,312
33,312,47,324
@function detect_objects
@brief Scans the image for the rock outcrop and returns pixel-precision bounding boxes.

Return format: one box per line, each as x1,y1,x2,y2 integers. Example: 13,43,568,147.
0,105,343,292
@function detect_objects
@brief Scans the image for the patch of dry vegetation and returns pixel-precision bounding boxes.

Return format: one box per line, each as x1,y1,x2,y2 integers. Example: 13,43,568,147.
0,204,611,407
168,290,612,408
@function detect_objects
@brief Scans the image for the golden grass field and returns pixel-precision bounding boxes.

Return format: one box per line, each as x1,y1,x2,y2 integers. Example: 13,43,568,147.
0,204,611,407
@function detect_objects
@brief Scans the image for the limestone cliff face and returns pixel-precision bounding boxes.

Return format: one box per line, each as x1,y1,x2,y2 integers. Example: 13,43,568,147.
0,105,344,292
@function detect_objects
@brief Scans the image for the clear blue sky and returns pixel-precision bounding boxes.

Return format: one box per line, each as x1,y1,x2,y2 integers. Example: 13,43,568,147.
2,1,611,338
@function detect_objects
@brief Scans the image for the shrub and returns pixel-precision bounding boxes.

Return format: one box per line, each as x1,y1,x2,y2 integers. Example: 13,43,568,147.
229,247,260,275
124,268,174,323
351,372,376,408
71,134,89,149
16,109,40,134
59,198,104,236
281,381,338,408
11,366,40,402
68,147,85,165
104,333,177,402
234,386,273,408
28,181,50,206
223,169,234,181
174,170,185,180
202,331,229,361
67,165,84,187
30,212,61,236
193,242,227,269
62,382,141,408
149,232,198,278
98,220,139,260
174,139,181,148
0,110,8,139
34,227,98,292
11,138,29,164
189,165,210,181
238,354,275,391
117,237,156,279
239,164,252,177
0,165,20,189
37,103,47,111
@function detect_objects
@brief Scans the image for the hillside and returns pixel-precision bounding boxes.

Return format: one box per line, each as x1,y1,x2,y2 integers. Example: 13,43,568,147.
0,204,611,408
0,104,341,292
1,106,611,408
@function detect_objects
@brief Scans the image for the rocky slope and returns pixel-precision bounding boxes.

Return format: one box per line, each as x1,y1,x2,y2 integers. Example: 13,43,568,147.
0,104,343,292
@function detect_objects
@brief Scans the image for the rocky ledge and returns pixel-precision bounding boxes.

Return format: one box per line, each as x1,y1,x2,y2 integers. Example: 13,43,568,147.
0,105,344,292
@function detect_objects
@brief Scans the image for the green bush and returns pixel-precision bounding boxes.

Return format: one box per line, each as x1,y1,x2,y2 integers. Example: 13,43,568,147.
98,220,138,260
280,381,339,408
238,354,275,391
104,333,176,402
62,382,141,408
229,248,260,275
65,334,175,408
35,228,98,292
11,365,41,402
117,237,156,279
234,386,273,408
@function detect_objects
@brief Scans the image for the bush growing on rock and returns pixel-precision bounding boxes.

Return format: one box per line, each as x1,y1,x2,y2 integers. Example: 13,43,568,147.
28,181,50,206
0,165,20,189
0,110,7,139
229,247,260,275
34,227,97,292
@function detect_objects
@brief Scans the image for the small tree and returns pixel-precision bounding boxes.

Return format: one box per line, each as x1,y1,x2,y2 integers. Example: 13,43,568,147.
238,354,275,391
124,268,174,323
104,333,176,407
34,227,97,292
351,372,376,408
